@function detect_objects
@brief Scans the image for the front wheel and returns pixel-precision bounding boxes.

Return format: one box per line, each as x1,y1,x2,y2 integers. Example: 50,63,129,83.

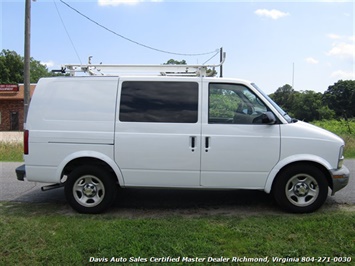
273,164,328,213
65,166,117,214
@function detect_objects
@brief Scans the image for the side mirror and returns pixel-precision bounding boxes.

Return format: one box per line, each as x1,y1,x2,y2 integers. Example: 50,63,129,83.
262,111,276,125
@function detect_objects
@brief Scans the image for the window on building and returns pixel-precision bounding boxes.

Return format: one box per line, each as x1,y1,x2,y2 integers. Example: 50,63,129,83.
119,81,199,123
10,111,19,131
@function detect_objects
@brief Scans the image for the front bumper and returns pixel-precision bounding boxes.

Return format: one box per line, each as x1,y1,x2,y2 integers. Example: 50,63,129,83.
330,165,350,195
16,164,26,181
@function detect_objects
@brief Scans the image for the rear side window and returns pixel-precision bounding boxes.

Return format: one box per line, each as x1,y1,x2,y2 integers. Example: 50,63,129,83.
119,81,198,123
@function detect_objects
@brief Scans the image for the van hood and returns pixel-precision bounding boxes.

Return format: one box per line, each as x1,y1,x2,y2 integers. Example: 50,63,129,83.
289,121,344,145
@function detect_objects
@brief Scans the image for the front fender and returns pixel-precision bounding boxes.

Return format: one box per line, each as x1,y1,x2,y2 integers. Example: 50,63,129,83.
55,151,125,186
264,154,332,193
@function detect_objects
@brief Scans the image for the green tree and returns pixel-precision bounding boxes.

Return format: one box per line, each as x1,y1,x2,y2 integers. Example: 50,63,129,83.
269,84,298,115
323,80,355,118
270,84,335,121
0,49,23,84
164,59,187,65
29,58,53,82
292,91,334,121
0,49,53,84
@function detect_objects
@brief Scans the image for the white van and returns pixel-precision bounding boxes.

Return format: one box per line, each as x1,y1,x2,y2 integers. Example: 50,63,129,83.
16,63,349,214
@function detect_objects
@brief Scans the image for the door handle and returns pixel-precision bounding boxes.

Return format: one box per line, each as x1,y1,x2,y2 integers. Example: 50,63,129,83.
205,137,210,152
190,136,196,152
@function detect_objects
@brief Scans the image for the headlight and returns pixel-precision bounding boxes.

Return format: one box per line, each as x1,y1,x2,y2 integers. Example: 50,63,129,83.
338,145,344,169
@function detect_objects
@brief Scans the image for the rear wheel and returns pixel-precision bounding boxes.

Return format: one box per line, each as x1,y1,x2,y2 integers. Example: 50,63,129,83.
65,165,117,214
273,164,328,213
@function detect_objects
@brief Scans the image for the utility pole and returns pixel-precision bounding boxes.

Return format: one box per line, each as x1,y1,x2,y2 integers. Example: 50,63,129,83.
24,0,31,123
219,47,223,78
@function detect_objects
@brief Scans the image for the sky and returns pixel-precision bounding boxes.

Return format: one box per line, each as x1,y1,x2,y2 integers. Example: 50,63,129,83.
1,0,354,94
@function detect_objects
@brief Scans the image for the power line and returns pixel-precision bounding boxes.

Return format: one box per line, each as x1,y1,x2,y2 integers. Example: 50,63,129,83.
59,0,219,57
54,0,82,64
203,50,219,65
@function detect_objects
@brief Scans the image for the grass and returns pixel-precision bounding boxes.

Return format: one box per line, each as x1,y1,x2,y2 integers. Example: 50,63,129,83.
340,135,355,158
0,202,354,265
0,141,23,162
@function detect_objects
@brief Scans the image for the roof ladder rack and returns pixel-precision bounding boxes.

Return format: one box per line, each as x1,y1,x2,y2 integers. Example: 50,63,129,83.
62,52,226,77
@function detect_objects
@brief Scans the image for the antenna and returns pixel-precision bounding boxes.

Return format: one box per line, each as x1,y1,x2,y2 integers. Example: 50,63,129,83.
292,62,295,89
220,47,223,78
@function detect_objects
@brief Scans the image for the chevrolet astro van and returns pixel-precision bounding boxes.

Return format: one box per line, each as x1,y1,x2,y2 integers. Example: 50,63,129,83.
16,62,350,213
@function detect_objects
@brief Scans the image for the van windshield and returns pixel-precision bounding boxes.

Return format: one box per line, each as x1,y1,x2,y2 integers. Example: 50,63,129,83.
251,83,293,123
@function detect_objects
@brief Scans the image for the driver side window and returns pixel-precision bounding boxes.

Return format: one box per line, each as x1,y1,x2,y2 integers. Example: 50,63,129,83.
209,83,268,124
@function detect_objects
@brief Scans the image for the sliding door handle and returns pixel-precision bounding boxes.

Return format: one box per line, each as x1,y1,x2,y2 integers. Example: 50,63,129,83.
205,137,210,152
190,136,196,152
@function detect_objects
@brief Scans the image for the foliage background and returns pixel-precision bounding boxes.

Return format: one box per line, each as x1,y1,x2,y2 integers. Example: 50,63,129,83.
0,49,64,84
269,81,355,123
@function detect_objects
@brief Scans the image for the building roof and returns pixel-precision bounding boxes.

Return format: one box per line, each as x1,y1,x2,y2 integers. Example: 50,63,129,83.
0,84,36,101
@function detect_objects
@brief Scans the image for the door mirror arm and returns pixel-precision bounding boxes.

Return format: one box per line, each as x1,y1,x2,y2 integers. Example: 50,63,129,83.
262,111,276,125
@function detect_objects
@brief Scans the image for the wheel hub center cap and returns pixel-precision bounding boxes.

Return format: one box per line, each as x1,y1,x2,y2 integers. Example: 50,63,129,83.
82,183,97,197
294,183,309,196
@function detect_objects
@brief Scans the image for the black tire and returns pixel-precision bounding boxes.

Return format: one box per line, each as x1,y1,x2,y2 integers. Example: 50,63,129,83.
65,165,117,214
272,164,328,213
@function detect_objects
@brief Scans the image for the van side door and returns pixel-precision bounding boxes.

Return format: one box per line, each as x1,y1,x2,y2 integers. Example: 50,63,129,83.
201,82,280,189
115,78,201,187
